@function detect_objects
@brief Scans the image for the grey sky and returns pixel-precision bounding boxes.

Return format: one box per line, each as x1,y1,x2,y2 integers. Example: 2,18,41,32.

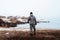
0,0,60,20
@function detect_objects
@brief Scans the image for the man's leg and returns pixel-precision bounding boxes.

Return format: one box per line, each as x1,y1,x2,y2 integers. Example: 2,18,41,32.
32,25,36,35
30,24,33,35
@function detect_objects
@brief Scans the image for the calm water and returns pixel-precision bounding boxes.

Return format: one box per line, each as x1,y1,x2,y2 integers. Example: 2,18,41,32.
15,22,60,30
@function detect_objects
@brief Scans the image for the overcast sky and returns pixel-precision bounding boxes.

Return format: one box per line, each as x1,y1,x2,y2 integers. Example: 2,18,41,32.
0,0,60,20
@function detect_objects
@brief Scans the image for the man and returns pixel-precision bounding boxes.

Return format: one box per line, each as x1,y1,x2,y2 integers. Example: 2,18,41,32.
27,12,37,35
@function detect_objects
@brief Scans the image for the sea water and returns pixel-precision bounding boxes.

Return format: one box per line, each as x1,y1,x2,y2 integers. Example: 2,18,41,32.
15,22,60,30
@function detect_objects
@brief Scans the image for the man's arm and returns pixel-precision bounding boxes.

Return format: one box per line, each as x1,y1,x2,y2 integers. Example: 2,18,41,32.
34,17,37,25
27,17,30,23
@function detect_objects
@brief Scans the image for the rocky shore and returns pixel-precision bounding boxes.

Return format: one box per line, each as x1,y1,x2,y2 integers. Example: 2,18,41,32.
0,16,50,28
0,16,28,27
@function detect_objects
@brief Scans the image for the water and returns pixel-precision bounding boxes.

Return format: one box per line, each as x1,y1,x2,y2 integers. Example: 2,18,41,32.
14,22,60,30
0,22,59,31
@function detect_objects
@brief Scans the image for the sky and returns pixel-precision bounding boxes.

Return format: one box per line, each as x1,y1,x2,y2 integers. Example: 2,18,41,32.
0,0,60,22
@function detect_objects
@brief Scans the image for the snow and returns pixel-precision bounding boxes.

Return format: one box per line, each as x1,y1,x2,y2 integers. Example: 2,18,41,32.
0,27,30,31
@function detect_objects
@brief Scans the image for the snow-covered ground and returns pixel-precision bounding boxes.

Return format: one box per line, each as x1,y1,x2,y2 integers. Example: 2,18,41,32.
0,27,30,31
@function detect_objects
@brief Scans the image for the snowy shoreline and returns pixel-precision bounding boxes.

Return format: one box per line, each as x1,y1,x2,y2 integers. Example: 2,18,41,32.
0,27,60,32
